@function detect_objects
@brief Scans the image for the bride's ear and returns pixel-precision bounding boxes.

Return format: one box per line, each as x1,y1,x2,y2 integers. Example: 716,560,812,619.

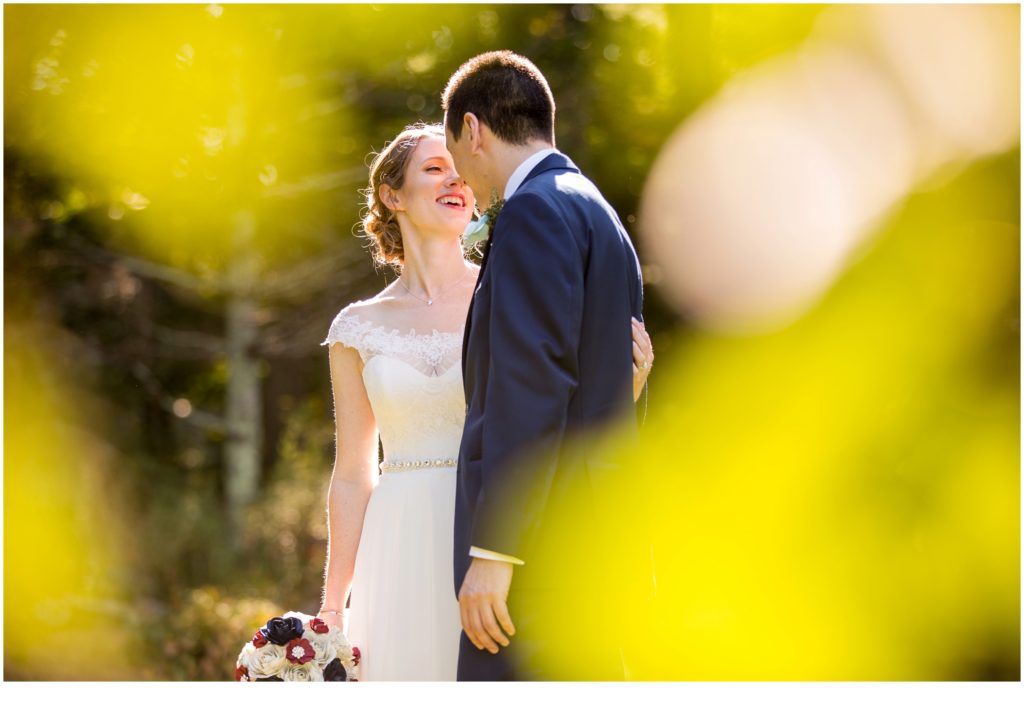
379,183,403,212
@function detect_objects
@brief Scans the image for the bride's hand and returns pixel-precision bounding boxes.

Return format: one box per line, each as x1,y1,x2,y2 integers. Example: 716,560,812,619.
632,317,653,402
317,608,347,634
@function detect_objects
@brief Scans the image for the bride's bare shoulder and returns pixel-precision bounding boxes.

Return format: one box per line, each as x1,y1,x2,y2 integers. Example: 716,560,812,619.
336,281,403,321
324,282,403,349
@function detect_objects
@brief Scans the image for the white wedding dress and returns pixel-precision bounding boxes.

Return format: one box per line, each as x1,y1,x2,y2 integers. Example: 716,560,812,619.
323,304,466,681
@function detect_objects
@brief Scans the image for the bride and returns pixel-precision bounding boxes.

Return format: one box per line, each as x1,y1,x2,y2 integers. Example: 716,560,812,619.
315,123,653,681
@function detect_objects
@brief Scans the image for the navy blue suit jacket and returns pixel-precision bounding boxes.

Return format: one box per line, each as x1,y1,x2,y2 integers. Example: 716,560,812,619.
455,152,645,596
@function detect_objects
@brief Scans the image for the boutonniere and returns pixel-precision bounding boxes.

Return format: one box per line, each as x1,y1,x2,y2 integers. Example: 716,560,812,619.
461,197,505,253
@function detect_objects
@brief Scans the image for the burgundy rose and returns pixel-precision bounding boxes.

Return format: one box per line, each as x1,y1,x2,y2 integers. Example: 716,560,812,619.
284,638,315,665
309,617,329,634
353,646,361,666
251,630,268,648
235,664,248,682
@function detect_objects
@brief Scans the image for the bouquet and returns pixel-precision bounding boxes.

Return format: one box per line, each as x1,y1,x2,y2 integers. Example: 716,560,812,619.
235,611,360,681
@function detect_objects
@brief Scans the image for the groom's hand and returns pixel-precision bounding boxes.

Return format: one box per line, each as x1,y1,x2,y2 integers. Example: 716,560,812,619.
458,557,516,654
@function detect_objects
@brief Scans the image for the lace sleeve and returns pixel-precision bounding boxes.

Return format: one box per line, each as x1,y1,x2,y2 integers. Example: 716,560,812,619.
322,305,465,375
322,308,373,361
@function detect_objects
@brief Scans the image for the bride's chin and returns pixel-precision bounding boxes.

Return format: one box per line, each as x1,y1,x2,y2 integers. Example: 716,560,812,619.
445,219,472,236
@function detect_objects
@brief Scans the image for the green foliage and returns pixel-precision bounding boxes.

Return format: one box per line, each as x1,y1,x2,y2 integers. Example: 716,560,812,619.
4,3,1018,681
140,586,280,681
236,396,335,609
134,398,335,680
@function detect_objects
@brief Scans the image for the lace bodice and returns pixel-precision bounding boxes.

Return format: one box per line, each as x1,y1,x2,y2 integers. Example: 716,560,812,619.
325,311,463,376
323,305,466,465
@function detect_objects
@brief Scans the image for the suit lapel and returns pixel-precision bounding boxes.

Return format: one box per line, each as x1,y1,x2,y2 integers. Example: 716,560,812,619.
460,152,580,380
461,234,493,375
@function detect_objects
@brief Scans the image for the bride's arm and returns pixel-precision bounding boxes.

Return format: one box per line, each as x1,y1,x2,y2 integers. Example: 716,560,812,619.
318,342,378,629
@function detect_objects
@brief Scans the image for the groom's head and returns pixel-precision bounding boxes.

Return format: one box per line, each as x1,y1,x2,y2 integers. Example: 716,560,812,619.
442,51,555,196
442,51,555,146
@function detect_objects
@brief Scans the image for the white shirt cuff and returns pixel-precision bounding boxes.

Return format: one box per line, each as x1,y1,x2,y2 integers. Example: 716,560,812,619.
469,546,525,565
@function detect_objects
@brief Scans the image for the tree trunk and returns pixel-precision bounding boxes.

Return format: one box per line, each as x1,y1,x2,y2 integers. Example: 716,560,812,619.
224,210,262,539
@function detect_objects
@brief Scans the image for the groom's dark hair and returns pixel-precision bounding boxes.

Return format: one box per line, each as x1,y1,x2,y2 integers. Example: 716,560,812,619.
442,51,555,145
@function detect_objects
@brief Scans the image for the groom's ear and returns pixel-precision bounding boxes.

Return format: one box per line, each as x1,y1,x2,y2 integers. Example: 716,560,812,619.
464,113,484,156
379,183,402,212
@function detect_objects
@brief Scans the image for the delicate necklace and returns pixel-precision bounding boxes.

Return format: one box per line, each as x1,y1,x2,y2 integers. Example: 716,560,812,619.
398,268,470,306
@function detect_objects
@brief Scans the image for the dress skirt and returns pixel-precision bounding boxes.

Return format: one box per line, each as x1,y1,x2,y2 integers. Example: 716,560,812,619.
345,467,461,681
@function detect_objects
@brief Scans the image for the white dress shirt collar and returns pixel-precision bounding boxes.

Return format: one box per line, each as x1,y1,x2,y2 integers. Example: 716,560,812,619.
503,147,559,201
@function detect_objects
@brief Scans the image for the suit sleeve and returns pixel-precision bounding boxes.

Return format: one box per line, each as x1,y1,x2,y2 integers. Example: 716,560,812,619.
470,192,584,559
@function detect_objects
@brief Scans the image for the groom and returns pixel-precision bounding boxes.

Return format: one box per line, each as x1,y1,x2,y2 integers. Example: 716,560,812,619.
444,51,648,681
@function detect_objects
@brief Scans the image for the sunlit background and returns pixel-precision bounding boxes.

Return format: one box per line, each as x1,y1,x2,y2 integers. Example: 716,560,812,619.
4,4,1019,680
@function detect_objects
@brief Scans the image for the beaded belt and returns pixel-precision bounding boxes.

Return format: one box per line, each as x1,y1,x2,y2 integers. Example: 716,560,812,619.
380,458,457,474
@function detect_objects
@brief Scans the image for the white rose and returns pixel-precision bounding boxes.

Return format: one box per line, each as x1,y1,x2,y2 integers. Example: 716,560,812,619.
236,643,255,668
307,636,335,667
248,644,287,679
281,662,324,682
328,631,352,655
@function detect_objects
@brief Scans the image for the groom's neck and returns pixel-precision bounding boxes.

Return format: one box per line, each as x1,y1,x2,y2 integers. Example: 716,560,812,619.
490,138,555,198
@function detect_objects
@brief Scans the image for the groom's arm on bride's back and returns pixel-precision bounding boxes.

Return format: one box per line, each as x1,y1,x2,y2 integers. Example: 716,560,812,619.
472,192,583,561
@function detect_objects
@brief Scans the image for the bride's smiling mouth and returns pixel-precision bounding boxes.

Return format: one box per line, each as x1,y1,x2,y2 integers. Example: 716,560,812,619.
437,194,466,210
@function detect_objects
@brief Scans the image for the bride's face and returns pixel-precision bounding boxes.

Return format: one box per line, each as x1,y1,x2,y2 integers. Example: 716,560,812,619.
393,136,476,237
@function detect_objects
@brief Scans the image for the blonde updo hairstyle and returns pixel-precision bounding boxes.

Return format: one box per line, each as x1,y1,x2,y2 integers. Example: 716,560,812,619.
361,122,446,269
